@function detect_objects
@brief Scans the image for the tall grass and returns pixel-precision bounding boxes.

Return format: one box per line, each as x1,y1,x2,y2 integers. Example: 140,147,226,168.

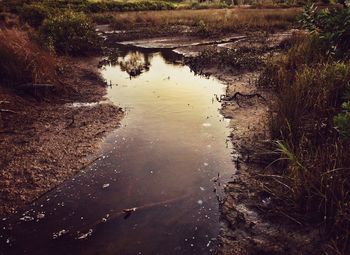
259,32,350,254
0,28,57,87
109,8,300,35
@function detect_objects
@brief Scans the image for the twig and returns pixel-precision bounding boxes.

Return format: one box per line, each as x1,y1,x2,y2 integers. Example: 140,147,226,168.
70,193,190,240
0,109,18,114
226,92,266,101
216,92,266,105
278,210,303,226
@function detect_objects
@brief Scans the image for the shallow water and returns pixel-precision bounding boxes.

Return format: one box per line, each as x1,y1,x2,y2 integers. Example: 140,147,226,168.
0,48,234,255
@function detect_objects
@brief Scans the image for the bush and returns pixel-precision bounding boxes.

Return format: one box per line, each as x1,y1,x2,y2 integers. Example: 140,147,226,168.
20,3,50,27
0,28,57,87
299,4,350,59
39,11,101,55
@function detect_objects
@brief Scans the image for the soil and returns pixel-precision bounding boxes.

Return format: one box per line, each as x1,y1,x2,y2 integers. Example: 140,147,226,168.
214,71,321,255
185,33,323,254
0,58,123,216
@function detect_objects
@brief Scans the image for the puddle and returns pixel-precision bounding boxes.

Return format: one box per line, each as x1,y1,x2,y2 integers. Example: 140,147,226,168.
0,48,234,255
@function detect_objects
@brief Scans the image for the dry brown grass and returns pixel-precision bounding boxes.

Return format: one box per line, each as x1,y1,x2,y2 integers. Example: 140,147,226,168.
109,8,300,35
258,34,350,254
0,28,57,88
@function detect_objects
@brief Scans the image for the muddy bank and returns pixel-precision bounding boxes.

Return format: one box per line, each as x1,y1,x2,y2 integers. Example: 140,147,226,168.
0,58,123,216
216,72,321,254
185,33,322,254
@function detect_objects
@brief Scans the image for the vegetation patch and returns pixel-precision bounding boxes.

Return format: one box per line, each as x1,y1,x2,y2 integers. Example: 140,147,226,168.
39,11,101,55
108,8,300,37
258,5,350,254
0,28,57,88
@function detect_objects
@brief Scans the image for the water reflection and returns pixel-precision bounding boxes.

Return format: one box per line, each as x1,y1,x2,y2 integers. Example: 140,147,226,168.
102,46,183,79
118,52,150,78
0,48,234,255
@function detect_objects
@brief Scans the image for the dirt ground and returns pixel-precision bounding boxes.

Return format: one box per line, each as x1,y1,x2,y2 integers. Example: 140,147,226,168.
214,71,321,255
0,58,123,216
190,34,322,254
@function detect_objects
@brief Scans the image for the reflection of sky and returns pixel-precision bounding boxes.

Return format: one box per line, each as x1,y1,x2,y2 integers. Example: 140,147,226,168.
1,51,234,255
101,52,231,148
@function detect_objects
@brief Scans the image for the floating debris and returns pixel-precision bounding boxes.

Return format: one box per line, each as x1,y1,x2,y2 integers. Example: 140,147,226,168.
37,213,45,220
52,229,69,240
101,213,110,223
19,216,34,222
123,207,137,219
77,229,93,240
102,183,110,189
197,200,203,205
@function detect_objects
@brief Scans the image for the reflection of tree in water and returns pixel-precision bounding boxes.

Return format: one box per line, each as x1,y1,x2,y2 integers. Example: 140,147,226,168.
160,50,183,65
101,48,182,78
119,52,151,78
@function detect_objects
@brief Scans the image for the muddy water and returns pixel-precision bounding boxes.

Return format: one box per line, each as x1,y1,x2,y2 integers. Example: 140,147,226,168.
0,48,234,255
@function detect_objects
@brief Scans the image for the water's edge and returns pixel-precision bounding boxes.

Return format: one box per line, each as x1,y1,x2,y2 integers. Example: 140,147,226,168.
0,46,235,255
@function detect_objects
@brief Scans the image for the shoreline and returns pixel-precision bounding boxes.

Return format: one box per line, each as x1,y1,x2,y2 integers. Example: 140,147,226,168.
0,57,124,216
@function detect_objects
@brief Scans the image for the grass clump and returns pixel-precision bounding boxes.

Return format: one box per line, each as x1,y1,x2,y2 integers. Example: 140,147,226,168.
39,11,101,55
258,5,350,254
109,8,299,37
0,28,57,87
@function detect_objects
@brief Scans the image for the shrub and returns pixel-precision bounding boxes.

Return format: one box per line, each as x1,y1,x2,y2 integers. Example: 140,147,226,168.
259,33,350,254
20,3,50,27
0,28,57,87
299,4,350,59
39,11,101,55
